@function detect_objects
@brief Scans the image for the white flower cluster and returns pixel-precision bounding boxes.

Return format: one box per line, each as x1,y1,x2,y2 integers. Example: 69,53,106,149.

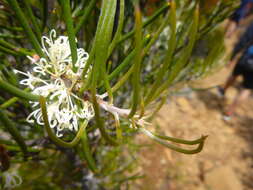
15,30,94,137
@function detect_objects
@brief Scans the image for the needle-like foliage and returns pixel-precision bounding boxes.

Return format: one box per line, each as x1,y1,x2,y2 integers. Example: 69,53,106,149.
0,0,238,189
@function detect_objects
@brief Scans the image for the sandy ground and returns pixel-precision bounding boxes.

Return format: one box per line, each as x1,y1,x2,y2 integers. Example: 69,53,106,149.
133,70,253,190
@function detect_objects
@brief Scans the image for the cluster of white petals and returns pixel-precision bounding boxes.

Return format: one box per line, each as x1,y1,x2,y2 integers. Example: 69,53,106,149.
15,30,94,137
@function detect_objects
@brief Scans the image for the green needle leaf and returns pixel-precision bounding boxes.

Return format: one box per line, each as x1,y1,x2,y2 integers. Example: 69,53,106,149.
0,79,39,101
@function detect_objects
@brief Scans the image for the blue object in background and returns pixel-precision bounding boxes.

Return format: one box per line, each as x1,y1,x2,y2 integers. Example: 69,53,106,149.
231,22,253,60
247,45,253,55
231,0,253,23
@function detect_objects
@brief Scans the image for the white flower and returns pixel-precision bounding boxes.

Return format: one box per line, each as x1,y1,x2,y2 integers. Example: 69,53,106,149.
16,29,94,137
3,171,22,189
